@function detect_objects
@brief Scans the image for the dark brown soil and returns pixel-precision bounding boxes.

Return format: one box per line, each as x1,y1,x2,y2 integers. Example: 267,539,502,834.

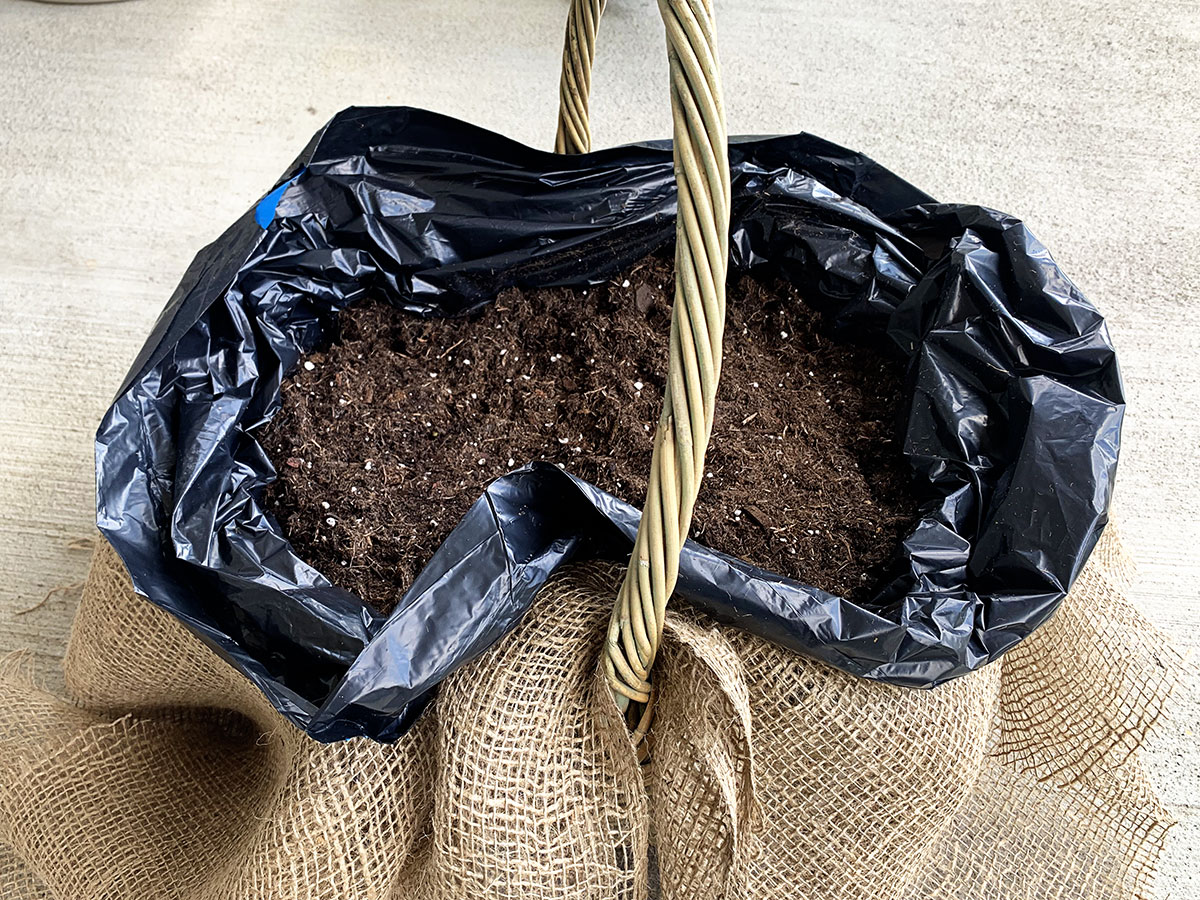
257,256,916,613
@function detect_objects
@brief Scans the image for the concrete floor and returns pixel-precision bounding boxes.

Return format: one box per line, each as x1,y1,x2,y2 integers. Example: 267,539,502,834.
1,0,1196,895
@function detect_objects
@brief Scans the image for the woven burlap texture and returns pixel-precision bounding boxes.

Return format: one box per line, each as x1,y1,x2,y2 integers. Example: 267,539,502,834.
0,526,1180,900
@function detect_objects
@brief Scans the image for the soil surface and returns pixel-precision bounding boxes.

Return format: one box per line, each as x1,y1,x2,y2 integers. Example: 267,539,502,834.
257,256,917,613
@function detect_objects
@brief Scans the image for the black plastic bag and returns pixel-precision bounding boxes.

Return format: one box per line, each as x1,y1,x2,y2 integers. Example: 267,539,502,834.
96,107,1122,742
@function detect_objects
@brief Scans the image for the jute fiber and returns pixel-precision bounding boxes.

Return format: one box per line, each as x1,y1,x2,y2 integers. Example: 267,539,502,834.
0,526,1181,899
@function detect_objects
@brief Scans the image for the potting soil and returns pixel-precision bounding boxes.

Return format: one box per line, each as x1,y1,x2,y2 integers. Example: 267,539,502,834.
258,255,917,613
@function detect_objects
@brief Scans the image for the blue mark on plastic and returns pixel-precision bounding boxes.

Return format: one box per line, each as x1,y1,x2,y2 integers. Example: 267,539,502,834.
255,168,305,229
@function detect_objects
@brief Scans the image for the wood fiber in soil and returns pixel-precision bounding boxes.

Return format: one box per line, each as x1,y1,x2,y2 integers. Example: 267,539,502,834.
257,256,917,614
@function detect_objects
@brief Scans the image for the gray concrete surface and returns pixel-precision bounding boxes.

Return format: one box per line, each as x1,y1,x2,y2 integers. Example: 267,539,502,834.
1,0,1196,894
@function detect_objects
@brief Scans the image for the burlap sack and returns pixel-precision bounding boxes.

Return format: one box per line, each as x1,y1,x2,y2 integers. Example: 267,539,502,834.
647,527,1181,900
0,526,1180,900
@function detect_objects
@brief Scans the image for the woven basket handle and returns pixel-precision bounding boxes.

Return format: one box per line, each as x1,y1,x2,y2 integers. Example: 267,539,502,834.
554,0,605,153
555,0,731,712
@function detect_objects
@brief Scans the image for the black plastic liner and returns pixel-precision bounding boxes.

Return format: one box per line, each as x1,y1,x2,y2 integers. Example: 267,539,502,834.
96,107,1123,742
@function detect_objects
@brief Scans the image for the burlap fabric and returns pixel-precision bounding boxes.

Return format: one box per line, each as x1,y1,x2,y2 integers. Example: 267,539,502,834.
0,526,1180,900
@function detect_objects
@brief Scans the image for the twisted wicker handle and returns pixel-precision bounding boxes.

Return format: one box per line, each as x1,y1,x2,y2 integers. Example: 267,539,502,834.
555,0,606,153
555,0,731,710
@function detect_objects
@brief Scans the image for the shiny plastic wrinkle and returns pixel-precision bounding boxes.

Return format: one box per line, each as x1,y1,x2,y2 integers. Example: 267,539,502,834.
95,107,1122,742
